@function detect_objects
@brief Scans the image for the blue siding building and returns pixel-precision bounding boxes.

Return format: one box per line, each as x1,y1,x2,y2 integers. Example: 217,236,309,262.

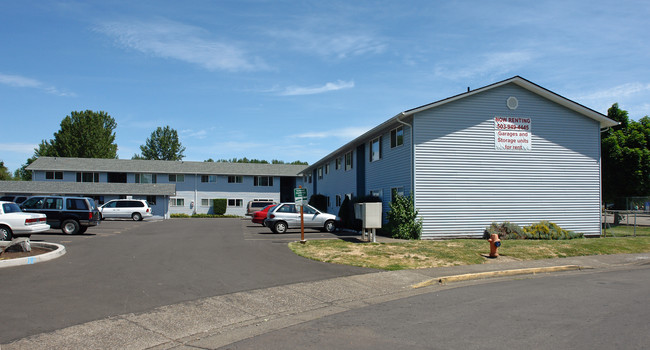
302,76,618,238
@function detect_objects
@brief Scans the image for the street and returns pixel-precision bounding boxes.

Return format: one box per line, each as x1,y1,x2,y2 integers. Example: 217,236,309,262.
223,264,650,350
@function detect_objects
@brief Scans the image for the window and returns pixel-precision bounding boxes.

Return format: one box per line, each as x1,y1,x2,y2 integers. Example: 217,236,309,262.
44,197,63,210
228,199,243,207
391,187,405,202
169,174,185,182
325,163,329,174
136,173,157,183
170,198,185,207
318,167,323,180
327,196,331,207
254,176,274,187
76,172,99,183
201,175,217,183
345,151,353,171
391,126,404,148
336,195,342,207
45,171,63,180
370,189,382,199
228,175,243,183
146,195,156,205
201,198,213,206
335,158,342,170
307,174,312,183
370,137,382,162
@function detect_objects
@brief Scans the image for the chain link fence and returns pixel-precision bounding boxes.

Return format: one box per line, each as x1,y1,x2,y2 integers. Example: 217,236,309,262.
602,210,650,237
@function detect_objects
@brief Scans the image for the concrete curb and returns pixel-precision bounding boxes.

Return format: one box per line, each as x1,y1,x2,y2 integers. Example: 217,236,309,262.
412,265,588,288
0,242,66,269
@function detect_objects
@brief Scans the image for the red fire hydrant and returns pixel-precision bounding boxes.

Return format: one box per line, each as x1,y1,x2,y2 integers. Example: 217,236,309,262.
488,233,501,258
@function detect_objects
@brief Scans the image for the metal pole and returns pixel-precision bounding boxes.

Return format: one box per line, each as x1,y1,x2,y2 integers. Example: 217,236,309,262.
603,210,607,237
300,203,305,244
634,212,637,237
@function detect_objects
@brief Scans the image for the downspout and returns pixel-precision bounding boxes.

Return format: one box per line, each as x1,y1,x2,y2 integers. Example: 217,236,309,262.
396,112,414,203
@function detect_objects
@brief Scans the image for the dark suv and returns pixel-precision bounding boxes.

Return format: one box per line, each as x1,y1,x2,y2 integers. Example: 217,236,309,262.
20,196,100,235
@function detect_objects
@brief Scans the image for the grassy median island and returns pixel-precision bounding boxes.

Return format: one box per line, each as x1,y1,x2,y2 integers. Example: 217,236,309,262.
289,232,650,271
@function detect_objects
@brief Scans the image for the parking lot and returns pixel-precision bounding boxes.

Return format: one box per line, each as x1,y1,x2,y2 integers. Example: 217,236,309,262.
0,217,372,344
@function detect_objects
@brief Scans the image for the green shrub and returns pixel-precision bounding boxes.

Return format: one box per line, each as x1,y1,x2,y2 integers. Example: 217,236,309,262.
170,213,190,218
191,213,240,218
485,221,583,240
308,194,328,212
384,194,422,240
212,198,227,215
523,221,583,240
484,221,525,239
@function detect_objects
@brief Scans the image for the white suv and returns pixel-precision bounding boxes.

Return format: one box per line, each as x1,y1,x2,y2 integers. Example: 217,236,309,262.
99,199,153,221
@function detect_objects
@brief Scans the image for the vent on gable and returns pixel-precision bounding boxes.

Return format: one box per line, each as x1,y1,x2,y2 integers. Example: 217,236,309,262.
507,96,519,110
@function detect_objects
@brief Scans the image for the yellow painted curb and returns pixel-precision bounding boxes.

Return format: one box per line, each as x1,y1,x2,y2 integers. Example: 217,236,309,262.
412,265,588,289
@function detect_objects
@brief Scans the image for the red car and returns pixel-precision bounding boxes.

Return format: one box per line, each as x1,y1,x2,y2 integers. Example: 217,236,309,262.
251,205,275,226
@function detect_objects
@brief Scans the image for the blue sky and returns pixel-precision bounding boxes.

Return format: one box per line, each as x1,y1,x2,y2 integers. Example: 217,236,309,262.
1,0,649,173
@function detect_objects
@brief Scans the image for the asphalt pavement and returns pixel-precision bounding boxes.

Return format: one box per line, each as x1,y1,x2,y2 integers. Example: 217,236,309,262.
3,232,648,350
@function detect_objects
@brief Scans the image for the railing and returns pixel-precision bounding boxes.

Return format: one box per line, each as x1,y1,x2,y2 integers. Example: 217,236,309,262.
602,210,650,237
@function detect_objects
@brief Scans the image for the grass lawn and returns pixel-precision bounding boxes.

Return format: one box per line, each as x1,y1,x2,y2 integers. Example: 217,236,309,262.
289,234,650,271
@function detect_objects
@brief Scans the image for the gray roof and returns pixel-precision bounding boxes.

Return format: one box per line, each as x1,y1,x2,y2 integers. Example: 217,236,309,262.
0,181,176,196
303,76,618,173
27,157,307,177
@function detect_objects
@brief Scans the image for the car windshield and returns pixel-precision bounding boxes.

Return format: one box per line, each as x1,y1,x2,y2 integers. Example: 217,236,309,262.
2,202,22,213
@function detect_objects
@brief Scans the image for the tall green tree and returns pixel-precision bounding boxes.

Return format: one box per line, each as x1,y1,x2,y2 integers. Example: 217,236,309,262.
38,110,118,158
134,126,186,161
15,110,118,180
0,161,14,180
601,103,650,205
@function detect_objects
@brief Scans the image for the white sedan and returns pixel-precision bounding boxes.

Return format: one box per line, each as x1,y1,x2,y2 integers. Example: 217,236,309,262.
0,201,50,241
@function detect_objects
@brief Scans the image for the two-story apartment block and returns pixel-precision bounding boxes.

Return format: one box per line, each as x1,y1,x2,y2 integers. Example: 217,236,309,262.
301,76,618,238
0,157,305,218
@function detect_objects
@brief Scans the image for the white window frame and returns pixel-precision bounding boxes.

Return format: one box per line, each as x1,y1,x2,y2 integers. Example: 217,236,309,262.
254,176,274,187
228,175,243,183
391,126,404,148
169,174,185,183
336,195,342,207
325,163,329,175
345,151,353,171
136,173,156,184
335,158,342,170
201,198,213,207
228,199,243,207
370,189,383,199
201,175,217,183
318,167,323,180
46,171,63,180
391,187,405,202
170,197,185,207
370,137,382,162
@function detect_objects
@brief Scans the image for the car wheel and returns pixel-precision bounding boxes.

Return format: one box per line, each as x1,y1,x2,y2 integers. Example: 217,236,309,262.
78,226,88,234
0,225,13,241
132,212,142,221
324,220,336,233
274,221,288,234
62,219,80,235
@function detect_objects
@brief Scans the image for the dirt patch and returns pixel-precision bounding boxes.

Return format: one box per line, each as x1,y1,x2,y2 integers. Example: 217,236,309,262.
0,247,50,260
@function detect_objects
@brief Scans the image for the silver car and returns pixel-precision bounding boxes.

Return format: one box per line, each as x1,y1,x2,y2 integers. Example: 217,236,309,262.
265,203,338,234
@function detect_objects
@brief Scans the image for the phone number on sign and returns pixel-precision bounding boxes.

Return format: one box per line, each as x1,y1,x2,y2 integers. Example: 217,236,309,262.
495,123,530,130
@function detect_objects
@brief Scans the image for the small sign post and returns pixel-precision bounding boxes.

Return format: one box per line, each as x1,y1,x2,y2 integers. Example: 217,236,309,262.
294,187,308,244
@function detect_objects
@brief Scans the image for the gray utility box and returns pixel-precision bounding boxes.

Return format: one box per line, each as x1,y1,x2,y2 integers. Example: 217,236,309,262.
354,202,382,229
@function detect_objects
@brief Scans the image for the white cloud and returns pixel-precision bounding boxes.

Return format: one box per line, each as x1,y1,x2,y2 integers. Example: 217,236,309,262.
0,143,38,154
434,51,534,80
278,80,354,96
576,83,650,101
293,126,369,139
180,129,208,139
0,73,75,97
95,19,268,72
270,30,386,59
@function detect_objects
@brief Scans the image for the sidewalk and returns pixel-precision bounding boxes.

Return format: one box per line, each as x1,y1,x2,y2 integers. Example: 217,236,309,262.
4,252,649,350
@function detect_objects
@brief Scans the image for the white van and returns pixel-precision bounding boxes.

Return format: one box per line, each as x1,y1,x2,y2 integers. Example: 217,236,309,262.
99,199,153,221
